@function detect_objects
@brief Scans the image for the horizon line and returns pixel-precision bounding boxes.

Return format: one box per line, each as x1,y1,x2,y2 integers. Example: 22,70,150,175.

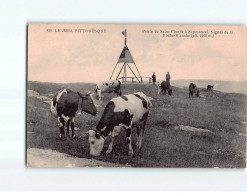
28,78,247,84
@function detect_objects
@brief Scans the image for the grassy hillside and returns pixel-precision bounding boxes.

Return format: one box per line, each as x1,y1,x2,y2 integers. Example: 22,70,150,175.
27,81,247,167
171,79,247,95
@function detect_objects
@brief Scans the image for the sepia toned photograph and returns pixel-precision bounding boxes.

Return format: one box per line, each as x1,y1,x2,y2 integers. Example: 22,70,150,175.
27,24,246,168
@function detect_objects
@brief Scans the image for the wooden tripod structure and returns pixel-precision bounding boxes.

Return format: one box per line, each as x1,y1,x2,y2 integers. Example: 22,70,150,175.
109,30,143,83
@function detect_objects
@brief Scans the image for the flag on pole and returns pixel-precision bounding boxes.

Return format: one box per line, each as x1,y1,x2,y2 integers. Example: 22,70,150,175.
122,29,127,37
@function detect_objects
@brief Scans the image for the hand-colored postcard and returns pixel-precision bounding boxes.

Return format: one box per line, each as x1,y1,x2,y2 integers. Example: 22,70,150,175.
27,24,246,168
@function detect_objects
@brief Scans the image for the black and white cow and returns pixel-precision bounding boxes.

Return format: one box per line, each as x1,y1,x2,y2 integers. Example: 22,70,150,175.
189,83,199,98
157,81,172,95
88,92,153,156
94,80,121,100
51,89,98,140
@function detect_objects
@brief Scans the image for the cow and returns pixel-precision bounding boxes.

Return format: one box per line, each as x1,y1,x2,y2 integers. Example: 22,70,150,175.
207,85,214,91
94,80,121,100
50,89,98,140
189,83,199,98
87,92,153,156
157,81,172,95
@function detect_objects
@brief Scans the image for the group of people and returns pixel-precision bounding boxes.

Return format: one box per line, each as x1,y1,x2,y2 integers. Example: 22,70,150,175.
152,72,171,86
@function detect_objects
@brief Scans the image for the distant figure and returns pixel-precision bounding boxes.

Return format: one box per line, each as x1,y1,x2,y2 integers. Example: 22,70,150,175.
152,72,156,85
166,72,171,88
207,85,214,91
189,83,199,98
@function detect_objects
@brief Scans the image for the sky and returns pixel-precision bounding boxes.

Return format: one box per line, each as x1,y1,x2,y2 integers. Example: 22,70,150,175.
28,24,247,83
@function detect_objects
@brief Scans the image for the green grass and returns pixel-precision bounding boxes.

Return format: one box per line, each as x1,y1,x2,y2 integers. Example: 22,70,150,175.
27,81,246,167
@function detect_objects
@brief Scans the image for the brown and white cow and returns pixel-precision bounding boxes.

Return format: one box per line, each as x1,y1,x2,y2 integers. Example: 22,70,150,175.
88,92,153,156
51,89,98,140
94,80,121,100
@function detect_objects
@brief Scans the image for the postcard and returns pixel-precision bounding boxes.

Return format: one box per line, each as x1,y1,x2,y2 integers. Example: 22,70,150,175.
27,24,246,167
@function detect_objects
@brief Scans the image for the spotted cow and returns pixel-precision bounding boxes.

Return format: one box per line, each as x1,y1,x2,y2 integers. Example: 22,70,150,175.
88,92,153,156
94,80,121,100
50,89,98,140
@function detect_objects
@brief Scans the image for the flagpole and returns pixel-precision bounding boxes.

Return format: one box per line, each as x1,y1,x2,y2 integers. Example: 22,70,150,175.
123,29,126,46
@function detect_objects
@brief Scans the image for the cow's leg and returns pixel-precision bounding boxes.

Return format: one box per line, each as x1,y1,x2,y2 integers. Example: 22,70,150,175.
58,117,65,140
137,124,143,149
136,125,143,149
158,87,161,95
106,132,114,154
71,117,75,139
125,128,133,156
66,119,71,138
139,120,147,148
189,91,193,98
98,89,102,100
106,126,121,154
136,126,141,147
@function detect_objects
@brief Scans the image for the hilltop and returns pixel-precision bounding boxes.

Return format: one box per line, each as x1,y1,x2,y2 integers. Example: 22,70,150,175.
27,81,246,167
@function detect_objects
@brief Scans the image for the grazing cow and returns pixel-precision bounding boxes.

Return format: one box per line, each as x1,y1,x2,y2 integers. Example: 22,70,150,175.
207,85,214,91
94,80,121,100
189,83,199,98
50,89,98,140
157,81,172,95
88,92,153,156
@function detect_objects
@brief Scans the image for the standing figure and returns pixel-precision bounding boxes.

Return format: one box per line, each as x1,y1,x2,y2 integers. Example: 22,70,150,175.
166,72,171,88
152,72,156,85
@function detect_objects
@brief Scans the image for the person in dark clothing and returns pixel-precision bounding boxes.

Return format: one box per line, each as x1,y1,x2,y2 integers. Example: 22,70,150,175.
152,72,156,85
166,72,171,88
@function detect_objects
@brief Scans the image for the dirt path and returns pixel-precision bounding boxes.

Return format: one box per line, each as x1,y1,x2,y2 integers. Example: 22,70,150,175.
27,148,130,168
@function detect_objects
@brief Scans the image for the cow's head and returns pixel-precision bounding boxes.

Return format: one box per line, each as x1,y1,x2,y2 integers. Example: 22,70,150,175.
168,88,172,96
88,129,105,156
78,92,98,116
196,90,199,97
